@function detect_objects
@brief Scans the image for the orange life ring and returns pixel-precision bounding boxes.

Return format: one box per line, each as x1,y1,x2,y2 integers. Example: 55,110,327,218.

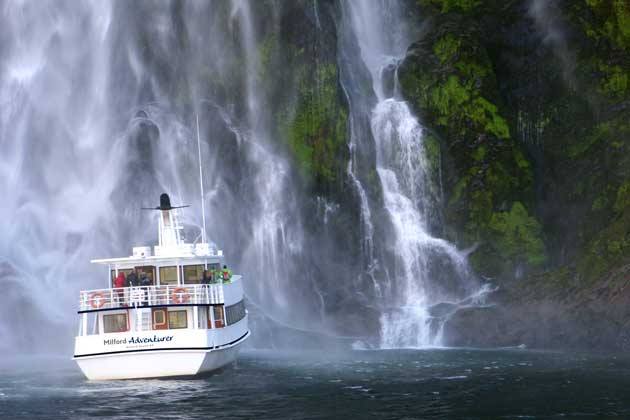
89,292,107,309
172,287,190,304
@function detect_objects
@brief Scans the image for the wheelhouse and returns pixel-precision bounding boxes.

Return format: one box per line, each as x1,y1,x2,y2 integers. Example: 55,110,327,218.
75,193,246,339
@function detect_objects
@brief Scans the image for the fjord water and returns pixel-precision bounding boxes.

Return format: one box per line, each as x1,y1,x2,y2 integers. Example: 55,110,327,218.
2,349,630,419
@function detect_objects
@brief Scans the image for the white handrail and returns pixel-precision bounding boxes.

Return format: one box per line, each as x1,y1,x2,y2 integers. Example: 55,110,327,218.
78,284,226,312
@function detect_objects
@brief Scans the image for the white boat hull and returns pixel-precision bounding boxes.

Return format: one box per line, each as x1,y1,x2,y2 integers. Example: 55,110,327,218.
76,339,245,380
74,316,249,380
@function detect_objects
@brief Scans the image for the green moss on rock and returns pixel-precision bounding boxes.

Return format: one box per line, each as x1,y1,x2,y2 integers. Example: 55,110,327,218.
488,202,547,267
419,0,481,14
584,0,630,50
568,118,630,158
282,64,348,185
614,181,630,213
433,34,461,63
578,208,630,283
598,64,629,99
423,133,442,173
399,12,541,278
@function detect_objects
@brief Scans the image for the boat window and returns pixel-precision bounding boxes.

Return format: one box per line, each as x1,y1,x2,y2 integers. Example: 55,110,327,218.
135,266,155,284
168,310,188,329
182,264,204,284
110,269,134,284
152,308,168,330
225,300,246,326
103,313,128,333
159,266,178,285
206,307,213,329
198,307,208,329
213,305,225,328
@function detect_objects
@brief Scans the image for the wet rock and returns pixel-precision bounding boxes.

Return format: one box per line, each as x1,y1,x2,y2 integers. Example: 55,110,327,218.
381,63,397,98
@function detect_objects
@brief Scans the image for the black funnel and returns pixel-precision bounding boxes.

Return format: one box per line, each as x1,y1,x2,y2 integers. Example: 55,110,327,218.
142,193,189,211
160,193,172,210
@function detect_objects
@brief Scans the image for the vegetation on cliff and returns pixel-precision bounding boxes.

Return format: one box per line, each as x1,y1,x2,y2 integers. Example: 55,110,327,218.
282,64,348,186
255,4,349,192
399,10,544,278
394,0,630,349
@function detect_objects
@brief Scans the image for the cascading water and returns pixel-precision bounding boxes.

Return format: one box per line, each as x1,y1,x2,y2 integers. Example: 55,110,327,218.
1,0,488,354
0,1,121,351
342,0,481,348
0,0,314,353
229,0,305,315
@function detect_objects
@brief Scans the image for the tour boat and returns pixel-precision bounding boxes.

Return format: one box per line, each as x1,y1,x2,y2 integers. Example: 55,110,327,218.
73,193,250,380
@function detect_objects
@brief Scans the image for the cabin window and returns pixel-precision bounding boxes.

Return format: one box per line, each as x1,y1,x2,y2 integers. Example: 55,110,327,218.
152,308,168,330
225,300,246,326
182,264,204,284
213,305,225,328
206,307,213,329
197,307,208,329
159,266,178,285
110,269,134,284
168,310,188,329
135,266,155,285
103,313,128,333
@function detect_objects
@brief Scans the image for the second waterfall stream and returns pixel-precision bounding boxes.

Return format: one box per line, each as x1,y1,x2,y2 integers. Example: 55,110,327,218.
342,0,484,348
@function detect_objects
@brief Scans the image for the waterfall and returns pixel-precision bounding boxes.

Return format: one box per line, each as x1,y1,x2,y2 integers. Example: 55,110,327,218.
0,0,312,352
0,2,121,352
228,0,310,322
1,0,488,353
341,0,480,348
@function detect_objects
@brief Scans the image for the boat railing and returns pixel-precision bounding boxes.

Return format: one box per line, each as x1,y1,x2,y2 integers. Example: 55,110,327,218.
78,284,226,312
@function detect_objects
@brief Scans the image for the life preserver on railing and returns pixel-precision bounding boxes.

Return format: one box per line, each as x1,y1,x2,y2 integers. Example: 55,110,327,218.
89,292,107,309
171,287,190,304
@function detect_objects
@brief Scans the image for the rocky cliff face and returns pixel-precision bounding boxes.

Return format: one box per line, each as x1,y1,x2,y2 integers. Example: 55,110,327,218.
265,0,630,350
395,0,630,349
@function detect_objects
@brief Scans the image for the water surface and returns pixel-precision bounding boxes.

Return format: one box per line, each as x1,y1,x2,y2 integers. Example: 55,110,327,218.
1,349,629,419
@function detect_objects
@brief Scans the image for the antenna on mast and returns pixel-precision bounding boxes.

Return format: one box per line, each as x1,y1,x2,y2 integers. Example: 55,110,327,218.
196,113,207,244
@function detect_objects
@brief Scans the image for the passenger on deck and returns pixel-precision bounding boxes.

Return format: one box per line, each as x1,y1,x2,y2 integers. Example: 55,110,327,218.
221,265,232,283
127,270,138,287
140,272,151,286
201,270,211,285
113,272,126,305
140,272,151,306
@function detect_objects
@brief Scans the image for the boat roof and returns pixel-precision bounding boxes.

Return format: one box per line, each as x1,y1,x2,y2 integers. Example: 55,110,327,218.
92,243,224,267
91,253,223,266
93,193,225,269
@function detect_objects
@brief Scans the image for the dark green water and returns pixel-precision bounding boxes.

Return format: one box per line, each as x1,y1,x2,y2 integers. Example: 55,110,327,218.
1,349,630,419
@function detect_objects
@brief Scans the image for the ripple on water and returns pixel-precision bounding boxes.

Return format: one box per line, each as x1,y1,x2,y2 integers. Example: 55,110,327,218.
1,349,630,419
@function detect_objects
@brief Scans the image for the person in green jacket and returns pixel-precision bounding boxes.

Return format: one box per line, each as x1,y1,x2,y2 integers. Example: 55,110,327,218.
221,265,232,283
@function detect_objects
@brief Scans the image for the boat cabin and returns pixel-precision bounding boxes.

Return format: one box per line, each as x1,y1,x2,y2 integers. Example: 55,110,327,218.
75,194,246,339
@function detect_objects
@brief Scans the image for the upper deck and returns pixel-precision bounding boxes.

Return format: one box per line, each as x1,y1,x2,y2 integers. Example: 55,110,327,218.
78,275,243,312
83,193,242,312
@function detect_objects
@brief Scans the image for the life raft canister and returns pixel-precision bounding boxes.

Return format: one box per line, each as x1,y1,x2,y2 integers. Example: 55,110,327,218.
171,287,190,304
89,292,107,309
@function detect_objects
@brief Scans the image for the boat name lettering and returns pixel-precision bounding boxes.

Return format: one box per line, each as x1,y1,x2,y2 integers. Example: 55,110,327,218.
104,336,173,346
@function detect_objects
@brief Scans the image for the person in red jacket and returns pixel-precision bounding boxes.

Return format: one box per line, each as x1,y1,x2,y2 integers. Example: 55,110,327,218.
114,272,126,305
